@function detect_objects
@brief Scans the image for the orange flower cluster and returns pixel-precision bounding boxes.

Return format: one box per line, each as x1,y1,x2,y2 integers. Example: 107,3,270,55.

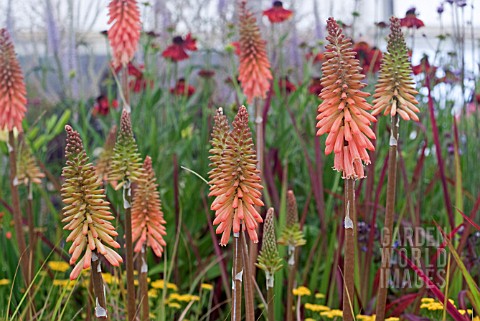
372,17,419,121
107,0,141,68
316,18,376,179
238,1,272,103
208,107,264,245
62,125,123,280
132,156,167,257
0,29,27,132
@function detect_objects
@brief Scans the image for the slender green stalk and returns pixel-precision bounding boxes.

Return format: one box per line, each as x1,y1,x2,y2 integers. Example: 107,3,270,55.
343,178,356,321
138,246,149,321
8,131,32,321
375,114,399,321
91,251,110,321
123,181,136,321
241,229,254,321
232,232,243,321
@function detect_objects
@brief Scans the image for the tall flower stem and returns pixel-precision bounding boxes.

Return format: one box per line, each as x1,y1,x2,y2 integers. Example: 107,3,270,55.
285,247,299,321
375,114,399,321
91,251,110,321
8,131,32,320
343,178,356,321
26,182,36,287
123,181,136,321
250,97,263,275
232,232,243,321
138,246,149,321
241,228,255,321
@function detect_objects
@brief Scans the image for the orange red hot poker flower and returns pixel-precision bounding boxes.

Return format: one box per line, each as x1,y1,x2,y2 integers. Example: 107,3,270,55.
0,29,27,132
316,18,376,179
107,0,141,68
131,156,167,257
238,1,272,103
208,107,264,246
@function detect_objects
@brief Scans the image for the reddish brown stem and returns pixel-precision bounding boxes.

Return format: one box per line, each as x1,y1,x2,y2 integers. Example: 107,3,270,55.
27,183,36,286
241,229,254,321
8,131,32,321
123,182,136,321
91,251,110,320
138,246,149,321
232,233,243,321
375,114,399,321
343,178,356,321
286,247,299,321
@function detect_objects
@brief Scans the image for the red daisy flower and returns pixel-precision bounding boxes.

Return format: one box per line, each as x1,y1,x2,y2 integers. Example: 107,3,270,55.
400,8,425,29
305,51,325,64
308,77,323,96
278,77,296,94
92,95,119,116
170,78,195,97
263,1,293,24
162,33,198,62
412,55,437,76
230,41,241,56
198,69,215,78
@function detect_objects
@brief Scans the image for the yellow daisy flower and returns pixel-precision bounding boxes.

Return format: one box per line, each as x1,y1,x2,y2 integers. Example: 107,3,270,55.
48,261,70,273
292,286,311,296
201,283,213,291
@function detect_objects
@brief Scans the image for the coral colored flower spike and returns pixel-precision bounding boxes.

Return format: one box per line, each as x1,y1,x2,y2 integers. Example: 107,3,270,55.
61,125,123,280
238,1,272,103
131,156,167,257
316,18,376,179
107,0,141,68
0,29,27,132
208,106,264,245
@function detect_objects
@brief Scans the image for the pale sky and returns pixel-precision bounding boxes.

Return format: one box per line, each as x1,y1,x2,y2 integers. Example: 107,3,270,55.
1,0,478,33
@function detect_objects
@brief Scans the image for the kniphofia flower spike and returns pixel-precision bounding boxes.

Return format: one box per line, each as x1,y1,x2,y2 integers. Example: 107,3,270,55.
316,18,376,179
0,29,27,132
62,125,123,280
208,106,264,245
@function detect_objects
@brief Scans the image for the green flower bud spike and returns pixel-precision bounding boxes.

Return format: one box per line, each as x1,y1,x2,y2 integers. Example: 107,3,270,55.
278,190,306,265
109,109,143,189
256,208,282,288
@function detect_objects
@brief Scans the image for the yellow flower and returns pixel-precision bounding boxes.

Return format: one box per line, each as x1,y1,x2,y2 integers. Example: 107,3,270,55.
320,309,343,318
0,279,10,286
201,283,213,291
304,303,330,312
48,261,70,273
151,279,178,291
472,316,480,321
169,293,200,302
385,318,400,321
168,302,181,309
101,273,119,285
315,293,325,299
53,279,77,289
148,289,158,298
420,298,434,303
292,286,311,296
305,318,317,321
356,315,375,321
